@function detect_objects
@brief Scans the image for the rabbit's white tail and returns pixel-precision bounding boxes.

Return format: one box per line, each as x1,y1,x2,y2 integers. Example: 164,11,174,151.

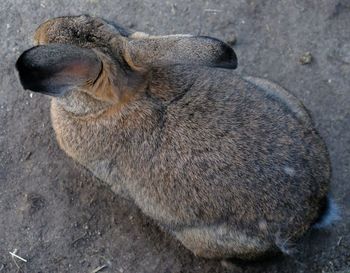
313,196,341,229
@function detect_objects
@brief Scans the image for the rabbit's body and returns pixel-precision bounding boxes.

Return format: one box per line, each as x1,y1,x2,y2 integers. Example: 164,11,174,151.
50,65,329,258
16,15,331,259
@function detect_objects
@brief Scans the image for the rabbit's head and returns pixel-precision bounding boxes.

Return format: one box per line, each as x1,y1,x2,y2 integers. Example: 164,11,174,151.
33,15,132,46
16,15,237,104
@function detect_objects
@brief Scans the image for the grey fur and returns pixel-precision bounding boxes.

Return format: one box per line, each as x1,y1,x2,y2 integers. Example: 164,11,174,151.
16,15,331,260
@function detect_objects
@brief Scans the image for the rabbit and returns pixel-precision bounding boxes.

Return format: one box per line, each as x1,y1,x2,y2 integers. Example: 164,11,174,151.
16,15,335,260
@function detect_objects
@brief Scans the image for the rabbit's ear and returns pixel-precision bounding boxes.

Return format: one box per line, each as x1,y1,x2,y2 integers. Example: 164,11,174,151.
126,34,237,69
16,44,102,97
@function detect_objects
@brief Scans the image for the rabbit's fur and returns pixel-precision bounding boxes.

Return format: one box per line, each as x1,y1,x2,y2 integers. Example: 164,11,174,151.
16,15,330,259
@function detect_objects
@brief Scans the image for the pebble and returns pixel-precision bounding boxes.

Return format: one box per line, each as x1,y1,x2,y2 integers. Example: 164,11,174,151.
226,34,237,46
299,52,312,65
339,43,350,64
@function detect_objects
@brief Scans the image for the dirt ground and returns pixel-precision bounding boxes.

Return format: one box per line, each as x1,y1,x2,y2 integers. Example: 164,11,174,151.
0,0,349,272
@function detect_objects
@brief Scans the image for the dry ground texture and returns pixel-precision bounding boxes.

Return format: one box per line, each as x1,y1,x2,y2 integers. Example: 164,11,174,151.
0,0,349,272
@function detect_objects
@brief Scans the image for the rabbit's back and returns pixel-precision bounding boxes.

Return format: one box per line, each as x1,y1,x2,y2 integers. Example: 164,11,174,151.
132,67,330,242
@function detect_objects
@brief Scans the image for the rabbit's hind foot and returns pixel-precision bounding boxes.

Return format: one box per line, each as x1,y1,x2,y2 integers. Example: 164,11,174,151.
174,223,273,259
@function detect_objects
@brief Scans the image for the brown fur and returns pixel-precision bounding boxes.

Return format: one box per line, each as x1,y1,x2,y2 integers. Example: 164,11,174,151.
17,15,330,259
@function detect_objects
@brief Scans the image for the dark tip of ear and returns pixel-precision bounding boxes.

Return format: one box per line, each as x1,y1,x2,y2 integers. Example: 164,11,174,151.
199,36,238,69
16,44,101,96
16,46,67,96
217,43,238,69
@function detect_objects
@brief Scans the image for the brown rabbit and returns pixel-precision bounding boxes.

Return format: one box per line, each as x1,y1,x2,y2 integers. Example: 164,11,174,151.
16,15,336,259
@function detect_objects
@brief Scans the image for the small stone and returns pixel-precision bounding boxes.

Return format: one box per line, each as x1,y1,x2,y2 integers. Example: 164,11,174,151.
338,43,350,64
299,52,312,65
226,34,237,46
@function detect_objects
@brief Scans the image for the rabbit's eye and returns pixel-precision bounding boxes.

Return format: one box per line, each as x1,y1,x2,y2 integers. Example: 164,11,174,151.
85,33,96,43
69,29,89,42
